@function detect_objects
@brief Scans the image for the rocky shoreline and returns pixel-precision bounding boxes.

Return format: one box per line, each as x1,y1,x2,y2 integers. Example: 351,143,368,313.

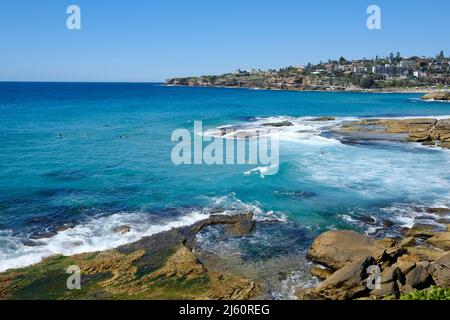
165,82,445,94
0,212,261,300
336,117,450,149
297,215,450,300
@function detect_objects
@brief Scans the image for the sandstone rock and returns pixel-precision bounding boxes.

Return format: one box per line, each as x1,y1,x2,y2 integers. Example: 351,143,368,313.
298,256,376,300
432,252,450,287
112,225,131,234
425,232,450,251
370,267,403,299
397,237,417,248
224,212,255,236
404,223,439,239
306,230,385,270
405,261,434,289
421,92,450,101
404,245,444,262
376,238,397,249
392,261,416,276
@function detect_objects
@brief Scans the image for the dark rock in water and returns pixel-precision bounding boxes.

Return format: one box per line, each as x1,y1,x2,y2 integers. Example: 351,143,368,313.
310,117,336,122
29,231,57,240
22,239,46,247
262,121,293,127
426,207,450,215
437,218,450,225
383,220,394,228
358,216,376,224
422,140,436,146
112,225,131,234
209,208,226,214
56,223,76,232
274,191,317,199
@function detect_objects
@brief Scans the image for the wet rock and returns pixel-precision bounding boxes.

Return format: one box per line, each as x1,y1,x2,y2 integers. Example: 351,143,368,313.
310,266,333,280
306,230,385,270
224,212,255,237
56,223,76,232
440,142,450,149
382,220,394,228
262,121,293,127
359,216,376,224
437,218,450,225
112,226,131,234
22,239,46,247
29,231,57,240
422,140,436,146
432,252,450,287
310,117,336,121
274,191,317,199
426,207,450,215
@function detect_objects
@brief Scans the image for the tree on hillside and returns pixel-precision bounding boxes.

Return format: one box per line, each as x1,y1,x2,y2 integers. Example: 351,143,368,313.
339,57,347,65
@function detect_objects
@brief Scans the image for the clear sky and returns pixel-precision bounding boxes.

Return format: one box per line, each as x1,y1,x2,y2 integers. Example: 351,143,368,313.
0,0,449,82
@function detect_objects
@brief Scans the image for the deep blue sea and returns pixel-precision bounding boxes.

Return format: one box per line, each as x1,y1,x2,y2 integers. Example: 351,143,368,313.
1,82,450,296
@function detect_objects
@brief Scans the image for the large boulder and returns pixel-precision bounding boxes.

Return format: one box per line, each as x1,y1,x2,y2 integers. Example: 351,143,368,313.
370,266,404,299
306,230,385,270
432,252,450,287
405,261,434,290
297,256,376,300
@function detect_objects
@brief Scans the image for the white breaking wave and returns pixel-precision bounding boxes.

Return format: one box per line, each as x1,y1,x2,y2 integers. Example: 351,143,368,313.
0,210,209,273
244,164,279,178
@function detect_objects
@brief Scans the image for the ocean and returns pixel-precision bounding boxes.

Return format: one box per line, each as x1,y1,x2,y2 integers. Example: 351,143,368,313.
1,82,449,297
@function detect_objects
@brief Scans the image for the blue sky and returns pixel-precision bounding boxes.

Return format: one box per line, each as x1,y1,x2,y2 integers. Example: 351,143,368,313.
0,0,449,82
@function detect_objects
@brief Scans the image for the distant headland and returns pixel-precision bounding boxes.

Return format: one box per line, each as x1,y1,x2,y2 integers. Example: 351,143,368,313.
166,52,450,93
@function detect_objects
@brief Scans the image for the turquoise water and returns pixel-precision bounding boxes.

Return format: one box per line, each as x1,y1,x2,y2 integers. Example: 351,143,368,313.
1,82,450,280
